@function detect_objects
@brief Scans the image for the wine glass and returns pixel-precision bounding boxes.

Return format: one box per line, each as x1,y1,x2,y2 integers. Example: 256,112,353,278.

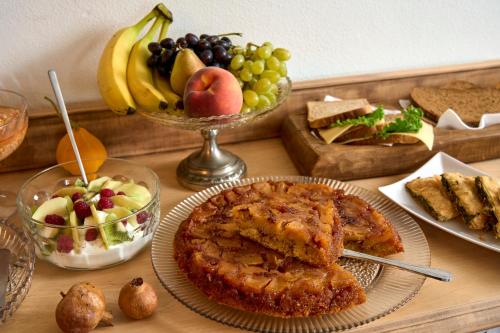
139,77,291,190
0,89,28,217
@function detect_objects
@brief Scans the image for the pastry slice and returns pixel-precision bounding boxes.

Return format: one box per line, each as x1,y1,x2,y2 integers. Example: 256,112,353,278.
334,193,404,257
174,202,366,318
476,176,500,237
441,173,492,230
405,176,459,221
228,182,344,267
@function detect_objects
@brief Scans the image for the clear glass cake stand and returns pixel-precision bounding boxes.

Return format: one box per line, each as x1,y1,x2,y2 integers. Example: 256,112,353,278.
139,77,291,190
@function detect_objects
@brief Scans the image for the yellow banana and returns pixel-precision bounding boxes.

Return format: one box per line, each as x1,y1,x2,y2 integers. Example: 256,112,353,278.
97,9,157,115
153,71,183,115
127,15,171,113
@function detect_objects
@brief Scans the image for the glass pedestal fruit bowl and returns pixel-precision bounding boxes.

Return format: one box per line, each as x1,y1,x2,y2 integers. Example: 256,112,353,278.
139,77,291,190
17,158,160,270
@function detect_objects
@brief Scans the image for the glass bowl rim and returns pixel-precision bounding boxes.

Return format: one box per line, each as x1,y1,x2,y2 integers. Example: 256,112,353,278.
17,157,160,229
138,76,292,130
0,89,28,130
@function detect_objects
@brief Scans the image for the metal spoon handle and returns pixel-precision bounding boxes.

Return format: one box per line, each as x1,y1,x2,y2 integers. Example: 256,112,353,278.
342,249,452,282
48,69,88,185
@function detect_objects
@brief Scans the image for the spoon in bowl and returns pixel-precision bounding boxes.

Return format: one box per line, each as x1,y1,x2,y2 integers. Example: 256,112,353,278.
48,69,88,185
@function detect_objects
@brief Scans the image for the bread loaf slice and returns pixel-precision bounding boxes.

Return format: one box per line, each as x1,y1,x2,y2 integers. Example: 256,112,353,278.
410,82,500,126
307,99,372,129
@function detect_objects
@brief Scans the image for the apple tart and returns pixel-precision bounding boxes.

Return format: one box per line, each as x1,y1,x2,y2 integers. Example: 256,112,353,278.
174,181,403,317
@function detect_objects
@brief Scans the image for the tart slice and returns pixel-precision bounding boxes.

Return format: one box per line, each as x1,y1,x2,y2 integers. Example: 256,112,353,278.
334,193,404,256
229,182,344,267
441,173,492,230
405,176,459,221
476,176,500,237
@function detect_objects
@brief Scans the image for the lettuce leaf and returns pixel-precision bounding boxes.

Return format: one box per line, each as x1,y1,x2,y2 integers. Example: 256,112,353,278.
329,106,384,128
378,105,423,138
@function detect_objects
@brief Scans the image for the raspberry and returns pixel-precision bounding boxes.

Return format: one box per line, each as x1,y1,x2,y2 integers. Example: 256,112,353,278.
117,191,126,196
57,235,73,253
136,211,150,224
44,214,65,226
74,201,91,220
100,188,115,198
121,220,128,226
85,228,98,241
71,192,83,202
97,197,114,210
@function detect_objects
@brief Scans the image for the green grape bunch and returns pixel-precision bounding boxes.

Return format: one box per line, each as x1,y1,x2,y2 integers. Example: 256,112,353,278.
228,42,291,113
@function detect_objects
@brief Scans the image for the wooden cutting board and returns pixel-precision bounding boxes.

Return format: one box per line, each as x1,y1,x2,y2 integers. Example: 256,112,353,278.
282,110,500,180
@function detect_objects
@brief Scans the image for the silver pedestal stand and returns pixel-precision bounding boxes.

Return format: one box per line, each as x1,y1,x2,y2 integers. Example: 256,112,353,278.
140,77,291,190
176,129,247,190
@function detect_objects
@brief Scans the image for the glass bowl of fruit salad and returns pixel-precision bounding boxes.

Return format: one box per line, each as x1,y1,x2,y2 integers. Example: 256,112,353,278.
16,158,160,270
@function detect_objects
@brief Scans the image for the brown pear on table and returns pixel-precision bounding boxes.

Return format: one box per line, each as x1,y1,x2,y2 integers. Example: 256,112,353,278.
170,48,205,96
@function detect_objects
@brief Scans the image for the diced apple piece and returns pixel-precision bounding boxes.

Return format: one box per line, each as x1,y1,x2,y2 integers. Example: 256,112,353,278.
53,186,87,197
104,206,138,226
65,195,73,214
114,183,151,207
68,211,80,253
102,179,123,191
38,226,59,239
90,205,110,249
111,195,144,210
32,197,68,222
87,176,111,192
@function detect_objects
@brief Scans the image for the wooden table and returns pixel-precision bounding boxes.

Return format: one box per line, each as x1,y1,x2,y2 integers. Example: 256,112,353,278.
2,138,500,333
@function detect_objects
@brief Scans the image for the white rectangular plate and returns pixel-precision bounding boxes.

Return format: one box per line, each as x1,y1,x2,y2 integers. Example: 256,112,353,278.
378,151,499,253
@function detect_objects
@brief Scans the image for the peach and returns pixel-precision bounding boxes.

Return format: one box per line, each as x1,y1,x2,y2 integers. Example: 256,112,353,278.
184,67,243,117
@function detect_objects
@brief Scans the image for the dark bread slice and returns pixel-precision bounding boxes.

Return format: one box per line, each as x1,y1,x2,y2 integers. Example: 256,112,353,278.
307,99,372,129
410,82,500,126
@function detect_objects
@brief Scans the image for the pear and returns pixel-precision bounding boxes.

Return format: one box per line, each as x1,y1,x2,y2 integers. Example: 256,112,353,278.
170,48,205,96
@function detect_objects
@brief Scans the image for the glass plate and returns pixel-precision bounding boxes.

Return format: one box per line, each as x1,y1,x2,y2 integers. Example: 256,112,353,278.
151,176,430,332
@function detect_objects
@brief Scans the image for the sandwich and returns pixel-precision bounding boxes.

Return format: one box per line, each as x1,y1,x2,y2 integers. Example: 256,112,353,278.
307,99,434,149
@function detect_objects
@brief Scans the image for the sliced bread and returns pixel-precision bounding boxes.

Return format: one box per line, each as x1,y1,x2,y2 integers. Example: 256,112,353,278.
410,82,500,126
307,99,372,129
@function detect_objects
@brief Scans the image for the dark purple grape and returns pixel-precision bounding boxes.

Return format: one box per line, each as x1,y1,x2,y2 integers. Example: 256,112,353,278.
211,62,223,68
176,37,188,49
207,35,219,46
185,33,199,48
216,39,230,50
221,52,233,65
160,49,174,67
147,54,160,68
200,33,209,39
197,39,210,51
213,45,227,62
148,42,162,55
199,49,214,65
160,38,175,49
221,36,232,48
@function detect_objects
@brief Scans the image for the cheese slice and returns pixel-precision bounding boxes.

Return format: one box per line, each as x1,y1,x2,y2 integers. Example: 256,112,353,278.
318,125,353,144
391,121,434,150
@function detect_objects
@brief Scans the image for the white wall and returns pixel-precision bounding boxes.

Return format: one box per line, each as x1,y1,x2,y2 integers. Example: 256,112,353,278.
1,0,499,110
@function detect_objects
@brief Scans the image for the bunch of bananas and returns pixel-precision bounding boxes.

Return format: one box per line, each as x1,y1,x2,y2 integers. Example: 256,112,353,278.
97,4,181,115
